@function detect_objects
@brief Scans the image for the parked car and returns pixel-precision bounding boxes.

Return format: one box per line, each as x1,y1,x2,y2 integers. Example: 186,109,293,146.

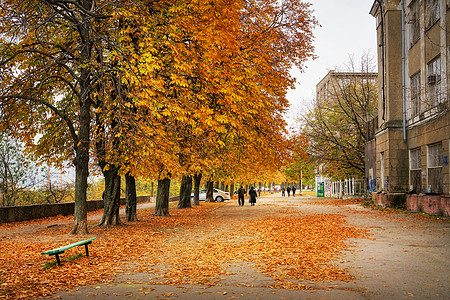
190,188,230,202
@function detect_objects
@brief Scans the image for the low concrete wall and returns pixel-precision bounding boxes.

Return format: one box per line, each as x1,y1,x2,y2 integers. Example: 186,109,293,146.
406,194,450,217
0,195,154,224
373,193,450,217
373,193,406,209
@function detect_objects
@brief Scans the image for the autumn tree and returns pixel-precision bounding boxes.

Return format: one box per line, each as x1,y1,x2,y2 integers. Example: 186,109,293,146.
283,153,316,191
115,0,317,213
0,131,44,206
302,55,378,178
1,1,90,234
0,0,145,233
282,133,314,192
1,0,317,224
189,0,318,197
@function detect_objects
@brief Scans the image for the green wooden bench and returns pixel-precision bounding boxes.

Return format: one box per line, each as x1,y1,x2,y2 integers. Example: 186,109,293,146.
41,237,97,266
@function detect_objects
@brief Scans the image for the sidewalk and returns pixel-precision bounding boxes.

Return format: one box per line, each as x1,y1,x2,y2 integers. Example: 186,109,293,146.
2,193,449,299
46,194,450,299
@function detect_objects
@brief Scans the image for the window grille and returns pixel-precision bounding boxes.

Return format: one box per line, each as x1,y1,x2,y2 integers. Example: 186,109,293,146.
410,148,421,170
427,56,441,82
427,143,443,193
409,0,420,46
410,72,421,116
427,56,441,107
425,0,440,29
428,143,443,167
410,148,422,193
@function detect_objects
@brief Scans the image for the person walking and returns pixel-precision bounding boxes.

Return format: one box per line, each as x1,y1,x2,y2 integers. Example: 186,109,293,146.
281,187,285,197
237,185,246,206
292,185,296,197
257,187,261,197
249,186,257,206
286,186,291,197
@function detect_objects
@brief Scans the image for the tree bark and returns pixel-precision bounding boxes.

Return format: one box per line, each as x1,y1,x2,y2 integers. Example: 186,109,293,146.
192,173,202,206
153,177,170,216
98,166,122,226
70,16,92,234
177,175,192,209
206,180,214,202
229,182,235,198
71,153,89,234
125,172,138,222
95,102,122,227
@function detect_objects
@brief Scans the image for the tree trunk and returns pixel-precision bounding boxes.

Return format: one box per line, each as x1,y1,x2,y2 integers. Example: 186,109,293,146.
95,107,122,227
229,182,235,198
98,166,122,226
177,175,192,209
206,180,214,202
153,178,170,216
192,173,202,206
151,181,154,198
70,35,91,234
71,159,89,235
125,172,138,222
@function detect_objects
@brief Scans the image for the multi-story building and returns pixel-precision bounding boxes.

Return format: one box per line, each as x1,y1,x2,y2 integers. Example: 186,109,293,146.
369,0,449,216
316,70,378,107
315,70,378,197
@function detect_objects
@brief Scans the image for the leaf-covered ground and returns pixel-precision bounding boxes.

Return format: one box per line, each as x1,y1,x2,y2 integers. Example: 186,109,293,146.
0,200,373,299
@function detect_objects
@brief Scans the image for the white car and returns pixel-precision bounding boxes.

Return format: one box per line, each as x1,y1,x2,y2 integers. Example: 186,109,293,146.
190,188,230,202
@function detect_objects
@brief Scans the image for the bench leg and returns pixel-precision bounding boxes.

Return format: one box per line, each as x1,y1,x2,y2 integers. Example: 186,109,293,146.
53,254,61,266
84,242,91,257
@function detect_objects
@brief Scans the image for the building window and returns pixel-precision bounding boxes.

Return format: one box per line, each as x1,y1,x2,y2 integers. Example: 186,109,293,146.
409,0,420,46
410,148,421,193
427,56,441,107
427,143,443,193
425,0,440,29
410,72,421,116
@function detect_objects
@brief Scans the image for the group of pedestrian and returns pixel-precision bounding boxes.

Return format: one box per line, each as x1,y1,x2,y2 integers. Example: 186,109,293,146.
237,185,257,206
237,184,299,205
281,185,297,197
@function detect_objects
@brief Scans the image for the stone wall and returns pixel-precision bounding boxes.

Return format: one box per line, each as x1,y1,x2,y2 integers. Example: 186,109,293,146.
0,195,158,223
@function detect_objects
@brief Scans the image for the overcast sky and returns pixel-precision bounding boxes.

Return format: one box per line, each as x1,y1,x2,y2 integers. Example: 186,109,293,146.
286,0,377,125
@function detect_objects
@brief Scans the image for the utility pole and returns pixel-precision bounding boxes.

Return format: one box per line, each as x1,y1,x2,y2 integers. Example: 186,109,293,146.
300,168,303,196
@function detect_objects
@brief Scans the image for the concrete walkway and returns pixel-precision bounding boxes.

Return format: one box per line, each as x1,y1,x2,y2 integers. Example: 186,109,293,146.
43,193,450,300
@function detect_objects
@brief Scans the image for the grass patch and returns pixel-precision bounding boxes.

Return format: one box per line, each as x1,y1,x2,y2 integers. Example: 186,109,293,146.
68,253,84,261
362,199,374,207
43,261,58,270
43,253,84,270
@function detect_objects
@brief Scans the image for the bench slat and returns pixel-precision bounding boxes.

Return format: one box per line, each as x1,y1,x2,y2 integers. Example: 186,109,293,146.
41,237,97,255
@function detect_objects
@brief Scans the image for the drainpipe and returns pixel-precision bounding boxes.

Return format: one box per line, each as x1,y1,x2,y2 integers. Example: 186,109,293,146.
401,0,407,141
375,0,386,122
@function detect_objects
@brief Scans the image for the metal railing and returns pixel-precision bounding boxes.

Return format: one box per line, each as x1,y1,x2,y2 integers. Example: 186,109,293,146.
323,178,366,199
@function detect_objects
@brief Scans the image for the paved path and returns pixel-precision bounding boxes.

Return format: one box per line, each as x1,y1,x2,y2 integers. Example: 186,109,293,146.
44,193,450,300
